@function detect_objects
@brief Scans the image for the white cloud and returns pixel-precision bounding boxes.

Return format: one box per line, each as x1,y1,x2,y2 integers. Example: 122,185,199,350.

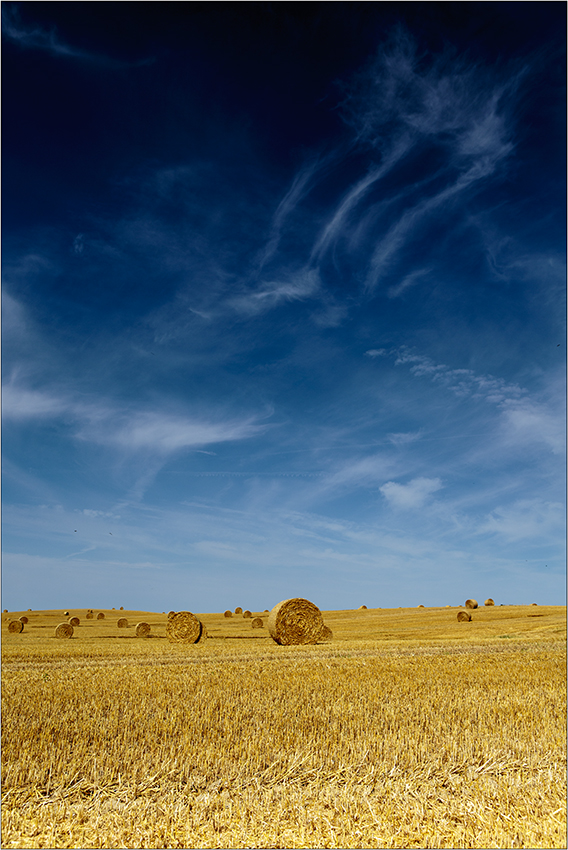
478,499,565,542
1,385,67,419
380,477,443,509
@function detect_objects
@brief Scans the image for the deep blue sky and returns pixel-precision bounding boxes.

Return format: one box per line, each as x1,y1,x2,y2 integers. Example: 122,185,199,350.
2,2,565,613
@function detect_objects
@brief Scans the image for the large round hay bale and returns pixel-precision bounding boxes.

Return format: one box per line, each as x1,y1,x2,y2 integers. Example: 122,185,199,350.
234,607,242,615
268,598,324,645
117,618,128,628
8,620,24,634
166,611,201,644
19,616,29,624
69,617,80,627
484,598,495,606
224,610,233,618
457,611,472,622
55,622,74,638
97,612,105,620
135,622,151,637
465,599,478,609
251,617,263,628
321,625,333,640
86,612,94,619
243,610,252,618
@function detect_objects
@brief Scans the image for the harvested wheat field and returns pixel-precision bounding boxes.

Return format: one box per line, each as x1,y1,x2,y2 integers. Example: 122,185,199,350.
2,604,566,849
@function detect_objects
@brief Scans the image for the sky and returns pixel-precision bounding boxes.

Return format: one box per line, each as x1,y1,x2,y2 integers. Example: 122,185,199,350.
2,2,566,614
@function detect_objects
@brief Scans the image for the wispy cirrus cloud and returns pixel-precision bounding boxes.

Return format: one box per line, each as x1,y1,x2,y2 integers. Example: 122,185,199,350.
1,4,152,68
380,476,443,509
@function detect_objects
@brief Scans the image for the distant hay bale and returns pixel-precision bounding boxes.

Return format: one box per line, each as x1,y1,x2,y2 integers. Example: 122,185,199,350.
166,611,202,644
120,606,124,610
86,612,94,619
69,617,80,627
117,617,128,628
465,599,478,609
167,611,176,619
8,620,24,634
64,611,70,616
224,610,233,618
268,598,324,645
251,617,263,628
531,602,538,606
484,598,495,606
418,605,425,608
457,611,472,622
55,622,74,638
243,610,252,618
27,608,32,612
97,612,105,620
358,605,367,610
234,607,242,615
3,609,7,613
264,609,269,613
135,622,151,637
19,616,29,624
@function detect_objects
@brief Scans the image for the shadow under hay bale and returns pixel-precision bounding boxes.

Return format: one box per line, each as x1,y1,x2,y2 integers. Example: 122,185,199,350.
251,617,263,628
243,610,252,618
457,611,472,622
8,620,24,634
135,622,151,637
465,599,478,609
97,612,105,620
69,617,80,627
196,622,208,643
268,598,324,645
117,618,128,628
484,598,495,606
224,610,233,618
55,622,74,638
166,611,202,644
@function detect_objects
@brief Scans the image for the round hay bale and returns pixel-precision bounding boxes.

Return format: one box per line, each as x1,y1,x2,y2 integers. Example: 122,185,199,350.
418,605,425,608
69,617,80,627
484,598,495,606
86,612,94,619
321,625,333,641
531,602,538,606
251,617,263,628
166,611,201,644
465,599,478,609
55,622,74,638
167,611,176,619
120,606,124,610
19,616,29,624
264,609,269,613
117,618,128,628
457,611,472,622
234,607,242,615
96,612,105,620
224,610,233,618
358,605,367,610
135,622,151,637
64,611,70,616
268,598,324,646
27,608,32,612
8,619,24,634
196,622,208,643
3,609,7,613
243,610,252,618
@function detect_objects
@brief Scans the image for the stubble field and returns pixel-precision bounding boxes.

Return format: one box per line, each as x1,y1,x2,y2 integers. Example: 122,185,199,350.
2,603,566,849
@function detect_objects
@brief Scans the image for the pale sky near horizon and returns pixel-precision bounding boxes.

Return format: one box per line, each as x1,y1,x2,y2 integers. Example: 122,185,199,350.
2,2,565,613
